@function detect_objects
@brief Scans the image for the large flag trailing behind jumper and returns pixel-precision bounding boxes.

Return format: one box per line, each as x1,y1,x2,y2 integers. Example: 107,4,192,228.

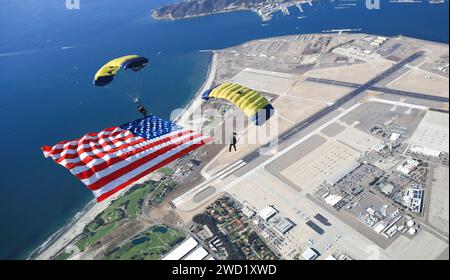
42,115,212,202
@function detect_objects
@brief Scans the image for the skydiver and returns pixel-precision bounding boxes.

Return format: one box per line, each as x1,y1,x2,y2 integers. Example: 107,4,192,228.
229,133,237,152
137,104,149,117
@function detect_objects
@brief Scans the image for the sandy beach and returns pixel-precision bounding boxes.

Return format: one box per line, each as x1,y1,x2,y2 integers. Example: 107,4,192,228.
33,176,147,260
176,51,217,126
32,51,218,260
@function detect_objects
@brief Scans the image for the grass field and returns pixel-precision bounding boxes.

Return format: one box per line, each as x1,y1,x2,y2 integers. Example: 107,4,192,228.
76,222,119,252
159,167,174,176
151,180,177,205
103,181,161,220
54,251,73,260
104,225,186,260
72,181,162,253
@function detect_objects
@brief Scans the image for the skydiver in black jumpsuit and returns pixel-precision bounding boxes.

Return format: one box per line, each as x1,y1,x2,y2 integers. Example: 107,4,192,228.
229,133,237,152
137,104,149,117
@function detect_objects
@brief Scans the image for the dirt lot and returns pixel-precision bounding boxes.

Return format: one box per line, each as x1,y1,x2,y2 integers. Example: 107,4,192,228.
287,80,352,103
428,165,449,236
304,59,393,84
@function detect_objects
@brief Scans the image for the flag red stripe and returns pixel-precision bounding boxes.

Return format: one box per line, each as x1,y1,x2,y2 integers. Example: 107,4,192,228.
63,130,193,171
55,133,142,162
43,127,126,156
95,138,212,202
86,133,204,191
74,130,195,180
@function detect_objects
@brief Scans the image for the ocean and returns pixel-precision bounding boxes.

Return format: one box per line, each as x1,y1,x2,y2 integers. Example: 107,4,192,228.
0,0,448,259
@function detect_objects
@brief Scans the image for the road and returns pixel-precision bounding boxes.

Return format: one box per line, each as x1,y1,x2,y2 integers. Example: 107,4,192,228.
243,51,426,163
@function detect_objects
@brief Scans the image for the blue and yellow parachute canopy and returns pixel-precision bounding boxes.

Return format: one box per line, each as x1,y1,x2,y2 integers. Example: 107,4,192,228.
93,55,149,86
202,83,274,126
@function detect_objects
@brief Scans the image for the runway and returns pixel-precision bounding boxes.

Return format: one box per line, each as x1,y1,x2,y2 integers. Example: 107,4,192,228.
305,78,449,103
243,51,427,163
174,51,430,210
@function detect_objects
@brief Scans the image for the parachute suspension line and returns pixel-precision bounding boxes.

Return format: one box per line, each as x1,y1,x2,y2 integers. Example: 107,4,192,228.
107,87,138,103
124,91,138,102
125,73,144,102
136,71,144,100
135,77,143,100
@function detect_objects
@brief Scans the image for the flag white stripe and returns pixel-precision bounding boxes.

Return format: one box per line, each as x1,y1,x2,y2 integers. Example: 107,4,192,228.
56,129,189,168
68,137,150,173
50,132,136,160
79,131,198,185
49,127,125,151
92,135,208,198
55,134,141,163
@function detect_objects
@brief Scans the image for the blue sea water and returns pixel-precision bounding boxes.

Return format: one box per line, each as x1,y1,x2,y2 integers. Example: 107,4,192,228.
0,0,447,259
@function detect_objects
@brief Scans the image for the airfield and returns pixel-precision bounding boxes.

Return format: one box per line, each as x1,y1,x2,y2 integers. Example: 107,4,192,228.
170,34,449,260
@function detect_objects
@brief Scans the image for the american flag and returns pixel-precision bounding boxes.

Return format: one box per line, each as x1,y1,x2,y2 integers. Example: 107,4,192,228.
42,115,212,202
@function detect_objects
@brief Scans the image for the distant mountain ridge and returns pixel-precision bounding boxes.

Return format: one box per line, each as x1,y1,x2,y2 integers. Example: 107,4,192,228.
152,0,292,20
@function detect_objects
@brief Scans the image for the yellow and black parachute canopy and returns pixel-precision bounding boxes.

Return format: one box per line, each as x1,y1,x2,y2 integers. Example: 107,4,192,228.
201,82,274,125
93,55,149,86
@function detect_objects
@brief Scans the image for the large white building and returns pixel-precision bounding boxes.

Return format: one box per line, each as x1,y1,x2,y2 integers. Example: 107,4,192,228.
259,206,278,221
274,218,296,235
183,247,209,260
162,237,198,260
301,248,318,260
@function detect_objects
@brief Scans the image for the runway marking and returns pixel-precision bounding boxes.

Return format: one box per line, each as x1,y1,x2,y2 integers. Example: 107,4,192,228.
237,68,295,79
367,98,428,110
172,160,244,205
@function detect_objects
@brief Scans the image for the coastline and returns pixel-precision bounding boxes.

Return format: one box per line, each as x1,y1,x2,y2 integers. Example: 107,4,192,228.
27,199,95,260
30,50,218,260
152,8,261,22
175,50,217,126
31,195,116,259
